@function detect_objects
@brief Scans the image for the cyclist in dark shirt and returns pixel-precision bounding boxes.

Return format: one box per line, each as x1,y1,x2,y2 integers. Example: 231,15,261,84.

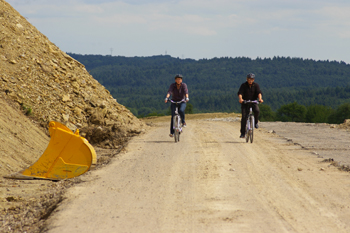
165,74,189,137
237,73,263,138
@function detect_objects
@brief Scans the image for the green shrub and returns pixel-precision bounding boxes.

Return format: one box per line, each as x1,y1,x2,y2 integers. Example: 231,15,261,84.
259,104,275,122
328,103,350,124
276,102,306,122
305,105,333,123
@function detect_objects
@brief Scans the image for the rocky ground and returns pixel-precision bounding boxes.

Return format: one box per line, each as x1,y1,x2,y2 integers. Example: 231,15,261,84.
0,0,145,148
45,115,350,233
0,1,146,232
1,102,349,233
0,93,138,233
260,121,350,171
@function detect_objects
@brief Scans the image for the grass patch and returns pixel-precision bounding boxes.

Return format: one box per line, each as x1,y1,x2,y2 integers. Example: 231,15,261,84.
21,103,33,116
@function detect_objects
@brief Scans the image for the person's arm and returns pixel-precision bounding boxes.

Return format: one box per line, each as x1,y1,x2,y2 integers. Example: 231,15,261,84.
165,93,170,103
183,83,189,102
238,83,244,103
256,83,263,103
238,94,244,103
165,84,174,103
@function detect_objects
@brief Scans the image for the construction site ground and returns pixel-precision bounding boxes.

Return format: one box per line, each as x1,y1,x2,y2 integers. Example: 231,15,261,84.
1,112,350,232
40,114,350,233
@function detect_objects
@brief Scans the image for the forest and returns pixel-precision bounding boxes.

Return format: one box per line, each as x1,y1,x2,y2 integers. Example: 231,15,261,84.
68,53,350,123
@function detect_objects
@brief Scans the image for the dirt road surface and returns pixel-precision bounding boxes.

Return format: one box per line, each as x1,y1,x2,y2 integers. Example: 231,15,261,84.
45,116,350,233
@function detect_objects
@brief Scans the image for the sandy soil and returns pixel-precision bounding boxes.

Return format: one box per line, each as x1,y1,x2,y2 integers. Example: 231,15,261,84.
44,115,350,233
260,121,350,168
0,95,133,233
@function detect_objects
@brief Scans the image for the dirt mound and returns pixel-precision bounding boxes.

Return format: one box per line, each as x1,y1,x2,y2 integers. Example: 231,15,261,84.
0,0,144,142
339,119,350,130
0,1,146,232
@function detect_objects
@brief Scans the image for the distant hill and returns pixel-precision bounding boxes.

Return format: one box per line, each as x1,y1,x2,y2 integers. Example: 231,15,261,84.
68,53,350,117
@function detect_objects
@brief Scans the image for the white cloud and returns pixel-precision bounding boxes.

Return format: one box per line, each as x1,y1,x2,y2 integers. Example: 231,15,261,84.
75,4,104,14
95,14,147,26
6,0,350,62
316,6,350,33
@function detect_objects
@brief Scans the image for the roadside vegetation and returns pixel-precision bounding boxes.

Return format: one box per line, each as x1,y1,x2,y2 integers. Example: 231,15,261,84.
260,102,350,124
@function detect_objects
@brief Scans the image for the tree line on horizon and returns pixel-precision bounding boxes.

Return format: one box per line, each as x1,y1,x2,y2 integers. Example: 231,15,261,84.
68,53,350,123
259,102,350,124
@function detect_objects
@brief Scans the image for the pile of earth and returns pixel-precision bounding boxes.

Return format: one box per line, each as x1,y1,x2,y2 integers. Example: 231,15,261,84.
0,1,146,232
0,0,145,148
338,119,350,130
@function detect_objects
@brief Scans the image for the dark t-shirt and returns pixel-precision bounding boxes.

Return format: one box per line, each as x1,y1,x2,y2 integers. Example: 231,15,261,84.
237,81,262,101
167,83,188,101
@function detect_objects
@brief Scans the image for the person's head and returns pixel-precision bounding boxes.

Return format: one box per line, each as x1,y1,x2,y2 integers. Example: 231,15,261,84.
246,73,255,85
175,74,183,85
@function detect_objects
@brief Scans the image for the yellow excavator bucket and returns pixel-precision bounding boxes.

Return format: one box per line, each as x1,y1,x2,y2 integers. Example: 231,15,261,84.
5,121,97,180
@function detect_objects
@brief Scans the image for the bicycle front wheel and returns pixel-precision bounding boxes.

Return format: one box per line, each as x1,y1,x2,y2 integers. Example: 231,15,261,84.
174,115,180,143
175,131,179,142
177,116,181,142
245,118,249,143
250,116,254,143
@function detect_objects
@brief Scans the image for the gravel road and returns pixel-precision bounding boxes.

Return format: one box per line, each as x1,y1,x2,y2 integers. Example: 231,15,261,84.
45,117,350,232
261,121,350,167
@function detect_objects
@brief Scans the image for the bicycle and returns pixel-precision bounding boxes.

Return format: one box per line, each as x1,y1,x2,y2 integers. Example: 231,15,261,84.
243,100,259,143
169,99,186,143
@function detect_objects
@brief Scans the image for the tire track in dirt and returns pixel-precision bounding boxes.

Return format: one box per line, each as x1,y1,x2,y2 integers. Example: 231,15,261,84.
46,118,350,233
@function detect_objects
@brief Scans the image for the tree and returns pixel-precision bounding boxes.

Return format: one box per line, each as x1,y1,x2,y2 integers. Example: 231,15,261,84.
276,102,306,122
68,53,350,114
328,103,350,124
259,104,275,121
185,103,194,114
127,107,138,117
305,105,333,123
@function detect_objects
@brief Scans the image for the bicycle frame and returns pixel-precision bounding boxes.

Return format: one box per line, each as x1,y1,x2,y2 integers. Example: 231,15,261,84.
243,100,259,143
169,99,186,143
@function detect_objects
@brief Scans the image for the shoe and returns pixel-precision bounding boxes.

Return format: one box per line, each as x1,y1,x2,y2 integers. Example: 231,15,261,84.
182,122,186,127
255,123,259,129
169,134,173,137
240,134,245,138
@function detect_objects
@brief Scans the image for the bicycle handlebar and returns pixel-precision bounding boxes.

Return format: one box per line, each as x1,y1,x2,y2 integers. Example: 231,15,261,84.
243,100,260,104
169,99,186,104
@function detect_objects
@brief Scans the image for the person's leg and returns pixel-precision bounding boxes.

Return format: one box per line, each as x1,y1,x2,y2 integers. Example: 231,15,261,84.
178,102,187,124
252,104,260,126
170,103,175,135
241,105,248,135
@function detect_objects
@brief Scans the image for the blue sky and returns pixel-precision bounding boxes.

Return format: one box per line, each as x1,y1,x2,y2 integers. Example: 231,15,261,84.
7,0,350,63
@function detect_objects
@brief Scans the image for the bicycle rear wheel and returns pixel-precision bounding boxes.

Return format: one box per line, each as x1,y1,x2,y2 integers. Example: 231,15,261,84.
250,116,254,143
